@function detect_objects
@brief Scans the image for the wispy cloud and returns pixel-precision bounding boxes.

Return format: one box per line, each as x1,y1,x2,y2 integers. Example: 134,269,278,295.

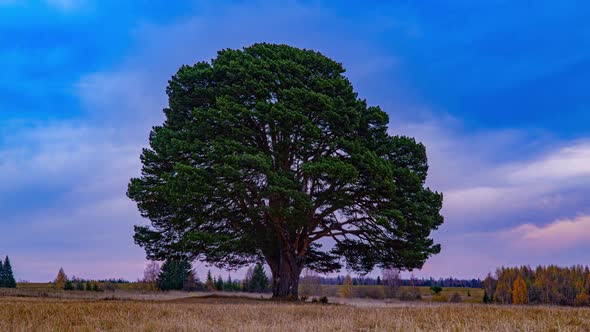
505,141,590,184
0,121,145,280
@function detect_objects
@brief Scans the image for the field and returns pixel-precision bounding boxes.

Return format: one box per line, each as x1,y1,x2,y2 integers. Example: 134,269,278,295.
1,286,590,331
309,285,484,303
14,283,483,303
0,296,589,331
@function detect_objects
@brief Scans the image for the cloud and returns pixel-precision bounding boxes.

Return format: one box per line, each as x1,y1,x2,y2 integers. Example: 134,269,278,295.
77,70,166,133
3,0,590,281
0,121,139,193
0,120,147,281
392,119,590,277
396,116,590,232
502,215,590,250
505,141,590,184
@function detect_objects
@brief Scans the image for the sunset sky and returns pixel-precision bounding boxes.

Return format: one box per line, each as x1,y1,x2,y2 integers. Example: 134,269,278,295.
1,0,590,281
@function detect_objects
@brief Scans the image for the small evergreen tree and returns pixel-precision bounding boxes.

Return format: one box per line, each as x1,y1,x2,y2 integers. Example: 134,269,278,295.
215,276,224,291
205,270,216,291
64,280,74,291
1,257,16,288
376,276,381,285
157,257,192,291
430,286,443,295
92,283,100,292
248,263,269,293
86,281,92,291
224,275,233,292
76,282,84,291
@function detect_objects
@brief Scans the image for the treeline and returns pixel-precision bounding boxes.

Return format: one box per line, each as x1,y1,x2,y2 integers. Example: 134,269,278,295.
401,278,482,288
484,265,590,306
54,268,105,291
316,276,482,288
202,264,269,293
0,256,16,288
144,258,270,293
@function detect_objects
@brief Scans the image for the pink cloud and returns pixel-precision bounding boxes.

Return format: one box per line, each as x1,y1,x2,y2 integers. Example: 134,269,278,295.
502,215,590,250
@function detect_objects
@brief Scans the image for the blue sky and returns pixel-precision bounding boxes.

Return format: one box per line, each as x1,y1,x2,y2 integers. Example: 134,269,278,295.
2,0,590,281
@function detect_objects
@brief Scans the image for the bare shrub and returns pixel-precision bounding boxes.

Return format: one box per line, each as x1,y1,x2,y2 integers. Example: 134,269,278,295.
382,268,401,298
142,261,160,291
399,288,421,301
575,293,589,307
449,292,462,303
299,269,321,297
368,287,386,299
103,283,117,292
398,286,422,301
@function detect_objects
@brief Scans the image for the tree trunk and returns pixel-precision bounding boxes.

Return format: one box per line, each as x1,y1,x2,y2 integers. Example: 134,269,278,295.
269,250,302,299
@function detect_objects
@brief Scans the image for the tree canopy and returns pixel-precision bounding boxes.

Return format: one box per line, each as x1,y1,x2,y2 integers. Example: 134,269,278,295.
128,43,444,298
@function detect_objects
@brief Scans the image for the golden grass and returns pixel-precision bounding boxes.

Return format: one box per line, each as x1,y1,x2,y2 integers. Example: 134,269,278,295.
0,296,588,331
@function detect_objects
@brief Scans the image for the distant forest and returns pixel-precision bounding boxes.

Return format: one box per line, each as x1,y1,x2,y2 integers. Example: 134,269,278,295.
484,265,590,306
312,276,482,288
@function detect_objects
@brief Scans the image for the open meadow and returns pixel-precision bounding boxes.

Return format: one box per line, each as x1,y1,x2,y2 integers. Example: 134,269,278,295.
1,286,589,331
0,295,589,331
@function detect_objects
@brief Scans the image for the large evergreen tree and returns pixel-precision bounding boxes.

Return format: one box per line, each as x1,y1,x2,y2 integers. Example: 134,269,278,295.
2,257,16,288
157,257,192,290
249,263,269,293
128,43,444,298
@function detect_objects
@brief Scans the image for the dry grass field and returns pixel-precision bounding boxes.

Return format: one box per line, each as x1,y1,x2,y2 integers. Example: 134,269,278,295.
0,293,589,331
313,285,484,303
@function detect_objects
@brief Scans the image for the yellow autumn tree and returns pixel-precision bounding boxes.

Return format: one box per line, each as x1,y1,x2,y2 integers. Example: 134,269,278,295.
55,267,68,290
340,275,353,298
512,275,528,304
